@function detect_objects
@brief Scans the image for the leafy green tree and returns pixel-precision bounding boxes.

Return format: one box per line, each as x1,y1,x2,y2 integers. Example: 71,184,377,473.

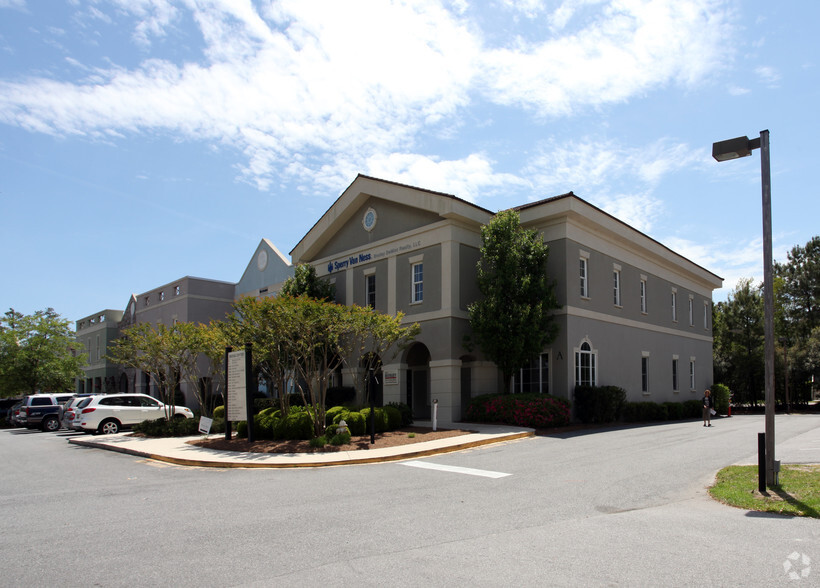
107,322,198,417
713,278,765,405
467,210,561,394
229,295,299,414
281,263,335,301
0,308,86,397
774,236,820,403
776,236,820,341
345,305,420,405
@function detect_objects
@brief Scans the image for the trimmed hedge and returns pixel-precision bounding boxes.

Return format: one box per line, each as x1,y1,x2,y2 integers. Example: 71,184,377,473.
573,385,626,424
711,383,731,415
466,393,571,428
387,402,413,426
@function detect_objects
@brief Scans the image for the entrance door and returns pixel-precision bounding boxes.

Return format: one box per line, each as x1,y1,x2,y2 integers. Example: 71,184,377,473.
411,368,430,420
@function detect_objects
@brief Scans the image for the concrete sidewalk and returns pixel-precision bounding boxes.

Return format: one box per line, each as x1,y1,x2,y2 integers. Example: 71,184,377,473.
67,422,534,468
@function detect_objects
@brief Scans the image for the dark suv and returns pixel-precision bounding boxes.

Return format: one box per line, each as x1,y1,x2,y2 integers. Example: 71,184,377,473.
20,394,75,432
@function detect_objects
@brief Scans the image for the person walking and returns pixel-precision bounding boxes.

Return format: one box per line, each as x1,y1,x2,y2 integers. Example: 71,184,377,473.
702,389,714,427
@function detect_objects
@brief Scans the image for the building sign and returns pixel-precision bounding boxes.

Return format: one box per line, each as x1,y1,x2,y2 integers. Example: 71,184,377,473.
325,239,423,275
383,370,398,386
227,350,247,422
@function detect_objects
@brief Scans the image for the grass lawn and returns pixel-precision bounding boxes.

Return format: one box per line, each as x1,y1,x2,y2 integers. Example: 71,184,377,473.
709,465,820,518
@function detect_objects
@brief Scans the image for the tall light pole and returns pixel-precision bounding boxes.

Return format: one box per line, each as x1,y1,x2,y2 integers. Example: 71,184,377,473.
712,130,777,487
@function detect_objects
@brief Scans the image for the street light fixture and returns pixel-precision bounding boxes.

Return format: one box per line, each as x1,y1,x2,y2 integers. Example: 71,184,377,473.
712,130,777,487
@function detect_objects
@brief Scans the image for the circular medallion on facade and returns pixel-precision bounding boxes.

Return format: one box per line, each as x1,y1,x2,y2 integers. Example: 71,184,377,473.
362,207,378,232
257,249,268,271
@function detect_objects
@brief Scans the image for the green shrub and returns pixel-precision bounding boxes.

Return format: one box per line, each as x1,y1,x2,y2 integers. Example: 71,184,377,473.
466,393,571,428
212,405,225,419
342,411,365,435
623,401,669,422
663,402,684,420
573,385,626,423
309,436,327,448
387,402,413,426
132,417,200,437
711,383,730,415
236,420,248,438
360,407,388,433
329,431,352,445
683,399,703,419
273,411,313,440
254,409,280,440
384,405,403,430
325,405,348,425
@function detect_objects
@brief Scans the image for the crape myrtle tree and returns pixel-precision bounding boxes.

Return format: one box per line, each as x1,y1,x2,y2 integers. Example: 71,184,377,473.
345,305,420,406
467,210,561,394
228,294,419,436
229,295,300,415
107,322,199,419
0,308,87,397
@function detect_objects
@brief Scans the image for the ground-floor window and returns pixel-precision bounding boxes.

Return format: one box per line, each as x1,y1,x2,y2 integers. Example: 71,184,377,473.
514,352,550,394
575,340,597,386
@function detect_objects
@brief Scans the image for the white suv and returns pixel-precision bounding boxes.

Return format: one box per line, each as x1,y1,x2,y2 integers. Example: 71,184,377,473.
77,394,193,434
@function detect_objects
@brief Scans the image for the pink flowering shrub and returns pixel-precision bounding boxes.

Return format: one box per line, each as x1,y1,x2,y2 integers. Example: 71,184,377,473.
466,393,571,428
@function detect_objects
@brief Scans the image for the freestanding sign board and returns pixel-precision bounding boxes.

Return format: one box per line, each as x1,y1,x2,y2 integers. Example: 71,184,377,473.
227,350,247,423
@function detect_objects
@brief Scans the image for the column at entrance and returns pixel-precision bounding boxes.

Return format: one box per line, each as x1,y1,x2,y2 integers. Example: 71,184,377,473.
380,362,406,407
430,358,462,425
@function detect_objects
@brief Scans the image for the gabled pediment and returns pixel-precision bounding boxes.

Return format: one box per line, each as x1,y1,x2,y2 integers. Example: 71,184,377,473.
291,174,492,263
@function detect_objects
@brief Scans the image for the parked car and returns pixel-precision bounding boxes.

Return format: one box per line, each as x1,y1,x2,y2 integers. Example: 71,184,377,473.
60,394,98,431
19,394,75,432
77,394,194,434
9,401,25,426
2,398,23,426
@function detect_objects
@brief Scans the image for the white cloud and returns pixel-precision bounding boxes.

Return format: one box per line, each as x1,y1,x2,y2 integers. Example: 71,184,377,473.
755,65,780,87
0,0,733,195
480,0,733,117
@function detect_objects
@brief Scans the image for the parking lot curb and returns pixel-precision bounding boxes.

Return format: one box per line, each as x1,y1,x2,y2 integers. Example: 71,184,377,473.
68,429,535,468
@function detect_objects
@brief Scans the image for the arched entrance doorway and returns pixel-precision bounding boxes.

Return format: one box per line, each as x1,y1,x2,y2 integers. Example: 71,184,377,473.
405,343,431,420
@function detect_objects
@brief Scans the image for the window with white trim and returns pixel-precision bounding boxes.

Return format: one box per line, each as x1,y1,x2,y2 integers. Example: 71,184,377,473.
703,301,710,330
688,295,694,327
689,358,696,390
411,262,423,303
671,289,677,322
514,352,550,394
641,353,649,393
575,340,597,386
580,252,589,298
640,278,647,314
613,266,621,306
366,274,376,309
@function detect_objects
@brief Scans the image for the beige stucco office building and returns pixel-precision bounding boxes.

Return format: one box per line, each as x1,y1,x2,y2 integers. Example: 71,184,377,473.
291,175,723,424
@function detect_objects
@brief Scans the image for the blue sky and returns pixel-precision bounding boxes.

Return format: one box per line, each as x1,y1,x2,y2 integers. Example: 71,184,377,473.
1,0,817,324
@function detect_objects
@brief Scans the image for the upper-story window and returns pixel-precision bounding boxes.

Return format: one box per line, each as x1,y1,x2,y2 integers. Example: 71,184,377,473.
703,301,710,330
671,289,677,322
366,274,376,309
412,263,423,303
613,266,621,306
159,291,165,302
640,277,647,314
144,296,150,307
688,295,694,327
580,252,590,298
174,285,181,296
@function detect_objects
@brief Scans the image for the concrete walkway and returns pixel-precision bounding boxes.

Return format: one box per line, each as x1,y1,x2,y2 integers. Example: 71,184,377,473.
67,422,534,468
